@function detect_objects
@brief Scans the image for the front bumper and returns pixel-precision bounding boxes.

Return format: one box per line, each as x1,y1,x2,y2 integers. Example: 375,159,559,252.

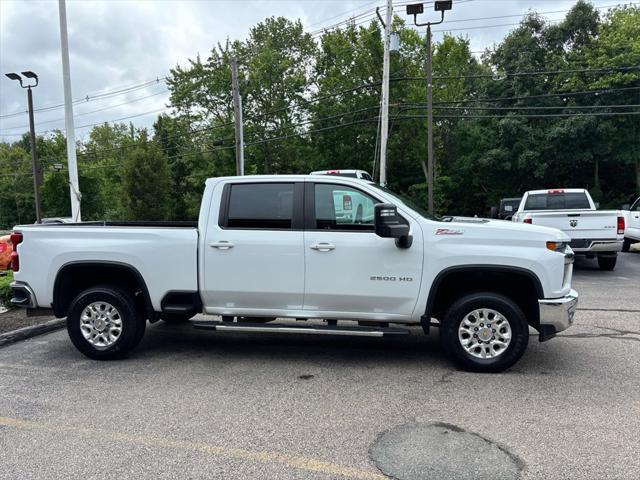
9,281,37,308
538,289,578,337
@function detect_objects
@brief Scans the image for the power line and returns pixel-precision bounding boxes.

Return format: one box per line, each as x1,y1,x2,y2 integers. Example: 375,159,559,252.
397,65,640,81
402,103,640,111
400,111,640,119
438,2,637,26
431,86,640,105
0,76,168,119
2,107,170,136
1,89,170,131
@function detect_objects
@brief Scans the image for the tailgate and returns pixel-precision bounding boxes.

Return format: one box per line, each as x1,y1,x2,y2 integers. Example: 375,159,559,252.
528,211,619,240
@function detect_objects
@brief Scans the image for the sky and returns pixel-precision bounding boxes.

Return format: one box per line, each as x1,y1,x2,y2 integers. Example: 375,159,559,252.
0,0,630,142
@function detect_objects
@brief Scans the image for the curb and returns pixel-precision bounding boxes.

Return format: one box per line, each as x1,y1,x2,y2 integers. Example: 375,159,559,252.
0,318,66,348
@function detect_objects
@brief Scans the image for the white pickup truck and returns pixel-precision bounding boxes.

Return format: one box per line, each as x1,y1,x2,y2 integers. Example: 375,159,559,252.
621,196,640,252
512,189,625,270
9,175,578,373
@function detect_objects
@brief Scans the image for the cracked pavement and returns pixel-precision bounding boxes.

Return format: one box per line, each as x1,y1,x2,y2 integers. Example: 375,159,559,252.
0,252,638,479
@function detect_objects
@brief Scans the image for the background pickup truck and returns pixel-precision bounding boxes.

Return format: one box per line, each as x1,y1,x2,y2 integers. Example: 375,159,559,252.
512,188,625,270
10,175,578,373
621,196,640,252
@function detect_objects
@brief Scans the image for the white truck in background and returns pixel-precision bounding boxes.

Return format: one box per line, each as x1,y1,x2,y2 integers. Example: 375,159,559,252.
10,175,578,373
512,189,625,270
621,196,640,252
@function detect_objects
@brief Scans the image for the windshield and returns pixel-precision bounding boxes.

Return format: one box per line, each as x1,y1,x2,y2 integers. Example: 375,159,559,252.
371,184,440,221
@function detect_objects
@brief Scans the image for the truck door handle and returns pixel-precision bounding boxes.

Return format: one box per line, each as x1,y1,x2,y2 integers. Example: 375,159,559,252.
210,241,234,250
310,242,335,251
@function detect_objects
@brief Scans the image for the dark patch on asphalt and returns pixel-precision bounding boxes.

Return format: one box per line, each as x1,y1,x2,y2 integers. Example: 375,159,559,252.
298,374,314,380
560,326,640,343
369,422,523,480
433,372,453,386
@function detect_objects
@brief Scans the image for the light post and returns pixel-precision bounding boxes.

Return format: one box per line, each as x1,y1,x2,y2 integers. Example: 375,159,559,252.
5,71,43,223
406,1,452,215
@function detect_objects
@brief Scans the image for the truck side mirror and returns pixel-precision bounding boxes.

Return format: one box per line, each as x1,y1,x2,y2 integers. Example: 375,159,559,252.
374,203,412,248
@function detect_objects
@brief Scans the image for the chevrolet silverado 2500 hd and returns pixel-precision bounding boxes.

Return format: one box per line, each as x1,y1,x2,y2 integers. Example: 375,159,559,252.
512,189,625,270
9,176,578,372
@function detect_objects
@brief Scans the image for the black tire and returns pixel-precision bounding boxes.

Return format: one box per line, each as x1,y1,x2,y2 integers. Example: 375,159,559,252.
440,292,529,373
160,313,194,323
622,239,631,253
597,255,617,271
67,286,146,360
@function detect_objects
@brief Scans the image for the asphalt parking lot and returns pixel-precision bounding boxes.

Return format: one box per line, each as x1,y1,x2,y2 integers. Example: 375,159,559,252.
0,253,638,480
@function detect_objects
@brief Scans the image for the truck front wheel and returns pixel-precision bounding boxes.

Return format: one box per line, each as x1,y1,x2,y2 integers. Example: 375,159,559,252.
597,254,617,271
67,286,146,360
440,292,529,373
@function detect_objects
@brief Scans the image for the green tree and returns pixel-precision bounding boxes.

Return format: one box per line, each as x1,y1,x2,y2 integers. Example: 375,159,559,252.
121,132,172,220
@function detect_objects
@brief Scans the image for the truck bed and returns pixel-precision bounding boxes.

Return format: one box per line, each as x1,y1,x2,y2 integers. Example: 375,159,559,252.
12,223,199,312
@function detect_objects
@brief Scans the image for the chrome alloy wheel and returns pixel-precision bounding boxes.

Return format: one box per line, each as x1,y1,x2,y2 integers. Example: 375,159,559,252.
458,308,512,359
79,301,123,350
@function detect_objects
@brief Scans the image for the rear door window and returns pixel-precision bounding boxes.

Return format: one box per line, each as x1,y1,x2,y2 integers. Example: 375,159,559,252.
224,183,294,229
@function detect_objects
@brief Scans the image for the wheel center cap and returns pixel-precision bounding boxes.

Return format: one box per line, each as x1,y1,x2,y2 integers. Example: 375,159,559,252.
479,328,492,341
94,318,106,331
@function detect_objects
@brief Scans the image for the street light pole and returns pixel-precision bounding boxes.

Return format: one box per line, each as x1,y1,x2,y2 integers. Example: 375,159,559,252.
425,22,434,216
406,1,452,215
5,71,43,223
26,85,43,223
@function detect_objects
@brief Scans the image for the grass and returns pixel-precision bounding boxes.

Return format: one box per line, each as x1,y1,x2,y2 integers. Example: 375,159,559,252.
0,270,13,306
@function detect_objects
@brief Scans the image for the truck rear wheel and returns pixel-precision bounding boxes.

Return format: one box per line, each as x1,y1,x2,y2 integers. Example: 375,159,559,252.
440,292,529,373
597,254,617,271
67,286,146,360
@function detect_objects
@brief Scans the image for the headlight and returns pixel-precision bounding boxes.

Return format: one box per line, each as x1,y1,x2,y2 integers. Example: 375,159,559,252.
546,241,568,252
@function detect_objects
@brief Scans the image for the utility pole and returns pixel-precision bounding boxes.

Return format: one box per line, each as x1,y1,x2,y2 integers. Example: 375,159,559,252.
58,0,82,221
406,1,452,215
230,57,244,176
376,0,393,186
5,71,43,223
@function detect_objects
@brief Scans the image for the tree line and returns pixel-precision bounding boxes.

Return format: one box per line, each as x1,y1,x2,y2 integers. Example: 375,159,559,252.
0,1,638,228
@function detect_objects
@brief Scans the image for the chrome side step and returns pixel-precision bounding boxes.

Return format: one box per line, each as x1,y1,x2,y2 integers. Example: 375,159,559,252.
192,321,410,338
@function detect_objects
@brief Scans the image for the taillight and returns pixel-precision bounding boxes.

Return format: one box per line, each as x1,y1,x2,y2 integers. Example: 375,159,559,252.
524,218,533,224
617,216,625,235
10,232,22,271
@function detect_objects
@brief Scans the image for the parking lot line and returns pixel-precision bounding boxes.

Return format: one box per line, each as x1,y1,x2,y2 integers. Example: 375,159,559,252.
0,415,386,480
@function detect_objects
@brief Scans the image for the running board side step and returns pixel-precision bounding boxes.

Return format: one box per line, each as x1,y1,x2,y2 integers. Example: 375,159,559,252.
192,321,410,337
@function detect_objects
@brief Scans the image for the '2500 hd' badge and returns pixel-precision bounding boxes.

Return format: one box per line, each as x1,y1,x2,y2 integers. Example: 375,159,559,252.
435,228,464,235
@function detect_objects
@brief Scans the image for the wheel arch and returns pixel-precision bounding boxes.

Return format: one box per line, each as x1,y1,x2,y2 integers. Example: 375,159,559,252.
426,265,544,328
53,261,156,320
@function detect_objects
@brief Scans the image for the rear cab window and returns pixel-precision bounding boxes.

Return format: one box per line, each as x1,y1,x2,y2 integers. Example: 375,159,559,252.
524,192,591,211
